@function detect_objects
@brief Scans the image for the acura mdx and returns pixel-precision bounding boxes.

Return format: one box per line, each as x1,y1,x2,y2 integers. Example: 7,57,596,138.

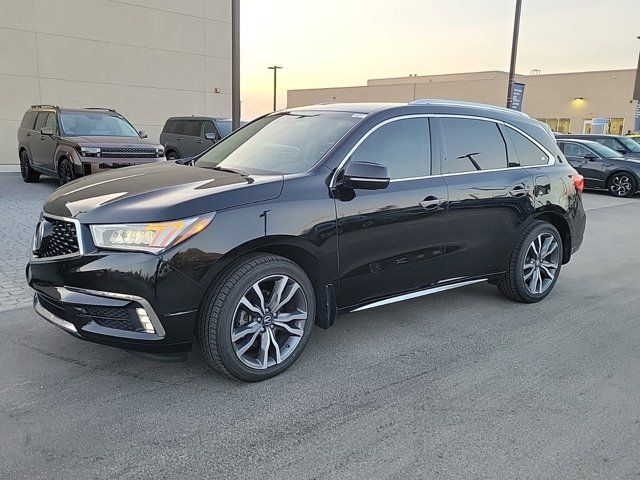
27,100,587,381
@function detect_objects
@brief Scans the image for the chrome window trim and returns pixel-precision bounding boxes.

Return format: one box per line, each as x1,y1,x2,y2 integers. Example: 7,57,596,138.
330,113,556,187
30,213,84,263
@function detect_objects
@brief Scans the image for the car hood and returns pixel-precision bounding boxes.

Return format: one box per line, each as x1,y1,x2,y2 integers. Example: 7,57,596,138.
43,162,284,223
68,136,160,147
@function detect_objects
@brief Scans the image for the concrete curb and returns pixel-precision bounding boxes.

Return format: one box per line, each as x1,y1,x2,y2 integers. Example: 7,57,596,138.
0,165,20,173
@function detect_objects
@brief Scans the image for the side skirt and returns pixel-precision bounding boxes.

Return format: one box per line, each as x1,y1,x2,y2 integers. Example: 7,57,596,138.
349,278,488,313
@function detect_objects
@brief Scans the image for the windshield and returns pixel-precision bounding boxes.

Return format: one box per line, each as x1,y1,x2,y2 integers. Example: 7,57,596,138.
195,111,362,174
59,112,140,137
589,142,623,158
618,136,640,153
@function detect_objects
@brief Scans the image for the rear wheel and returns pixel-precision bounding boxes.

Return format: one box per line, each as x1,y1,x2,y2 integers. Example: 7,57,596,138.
607,173,636,197
58,158,75,185
497,221,562,303
19,150,40,183
197,253,315,382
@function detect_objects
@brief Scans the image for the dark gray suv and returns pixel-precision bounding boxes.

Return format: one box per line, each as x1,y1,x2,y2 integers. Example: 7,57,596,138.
160,116,244,160
17,105,166,184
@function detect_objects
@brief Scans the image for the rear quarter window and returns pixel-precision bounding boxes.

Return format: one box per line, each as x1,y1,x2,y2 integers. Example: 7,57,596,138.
505,127,549,166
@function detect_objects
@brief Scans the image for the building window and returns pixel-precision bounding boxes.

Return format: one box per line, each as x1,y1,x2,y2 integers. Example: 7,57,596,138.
536,118,571,134
582,118,624,135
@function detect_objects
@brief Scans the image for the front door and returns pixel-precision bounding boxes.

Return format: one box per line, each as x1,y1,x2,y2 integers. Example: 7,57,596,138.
335,117,450,308
31,112,58,172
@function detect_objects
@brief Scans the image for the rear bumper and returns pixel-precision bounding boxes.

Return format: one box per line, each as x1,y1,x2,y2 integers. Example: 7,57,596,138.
27,251,206,353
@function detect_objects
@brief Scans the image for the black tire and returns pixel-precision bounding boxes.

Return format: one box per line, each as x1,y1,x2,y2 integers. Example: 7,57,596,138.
497,221,563,303
166,150,179,161
197,253,315,382
607,172,636,198
58,158,75,185
19,150,40,183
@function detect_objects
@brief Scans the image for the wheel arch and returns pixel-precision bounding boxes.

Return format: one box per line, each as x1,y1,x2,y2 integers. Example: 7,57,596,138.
534,210,571,264
200,236,337,329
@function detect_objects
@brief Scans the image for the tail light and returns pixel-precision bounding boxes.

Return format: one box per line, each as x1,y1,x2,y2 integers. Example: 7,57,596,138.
572,174,584,193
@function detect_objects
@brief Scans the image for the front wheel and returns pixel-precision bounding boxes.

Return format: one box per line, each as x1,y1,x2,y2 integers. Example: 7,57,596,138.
197,253,315,382
607,173,636,198
497,221,563,303
58,158,76,185
166,150,178,161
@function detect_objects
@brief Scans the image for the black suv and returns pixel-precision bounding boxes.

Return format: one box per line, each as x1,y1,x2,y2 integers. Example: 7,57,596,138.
27,100,586,382
18,105,166,184
160,116,245,160
555,133,640,158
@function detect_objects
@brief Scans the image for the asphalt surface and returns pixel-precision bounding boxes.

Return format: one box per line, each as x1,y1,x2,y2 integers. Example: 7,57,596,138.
1,188,640,479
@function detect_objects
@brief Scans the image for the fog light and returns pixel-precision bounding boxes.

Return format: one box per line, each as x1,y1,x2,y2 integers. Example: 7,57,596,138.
135,307,155,334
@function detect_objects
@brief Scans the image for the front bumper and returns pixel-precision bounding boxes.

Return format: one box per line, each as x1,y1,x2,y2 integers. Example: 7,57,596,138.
78,156,166,176
28,251,206,353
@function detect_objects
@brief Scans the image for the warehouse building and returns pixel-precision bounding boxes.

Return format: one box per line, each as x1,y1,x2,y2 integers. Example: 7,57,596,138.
0,0,232,165
288,69,640,135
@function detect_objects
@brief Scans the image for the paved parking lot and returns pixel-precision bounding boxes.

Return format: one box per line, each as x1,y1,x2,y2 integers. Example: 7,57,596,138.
1,172,640,479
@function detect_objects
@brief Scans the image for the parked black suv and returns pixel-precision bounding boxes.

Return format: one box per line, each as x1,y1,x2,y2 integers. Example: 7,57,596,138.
27,100,586,381
160,116,245,160
557,138,640,197
555,133,640,158
18,105,166,184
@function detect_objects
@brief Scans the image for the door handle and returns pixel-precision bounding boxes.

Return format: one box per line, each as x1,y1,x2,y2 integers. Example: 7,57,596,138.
197,140,204,144
508,186,531,197
26,132,31,136
176,137,182,141
419,196,444,210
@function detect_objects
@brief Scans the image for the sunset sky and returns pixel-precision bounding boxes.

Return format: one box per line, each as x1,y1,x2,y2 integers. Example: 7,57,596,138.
240,0,639,119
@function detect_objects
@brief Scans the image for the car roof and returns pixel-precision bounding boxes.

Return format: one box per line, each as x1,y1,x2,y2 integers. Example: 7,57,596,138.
556,138,603,146
166,116,228,121
556,133,624,139
28,106,121,115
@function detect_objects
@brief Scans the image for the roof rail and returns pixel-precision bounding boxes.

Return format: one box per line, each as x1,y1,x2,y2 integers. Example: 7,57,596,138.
85,107,117,112
409,99,530,117
30,104,59,109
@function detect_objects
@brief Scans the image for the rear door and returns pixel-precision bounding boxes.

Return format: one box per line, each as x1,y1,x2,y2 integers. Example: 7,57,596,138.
164,119,187,158
435,116,535,277
335,116,450,308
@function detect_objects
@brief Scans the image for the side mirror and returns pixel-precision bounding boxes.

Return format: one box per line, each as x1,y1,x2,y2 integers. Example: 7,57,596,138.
340,161,390,190
617,149,626,154
205,132,217,141
138,130,147,138
584,153,597,161
40,126,54,136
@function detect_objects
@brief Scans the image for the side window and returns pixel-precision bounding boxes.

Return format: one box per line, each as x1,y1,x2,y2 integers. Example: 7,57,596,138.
185,120,202,137
440,118,508,173
172,120,187,135
350,117,430,179
33,112,49,131
505,127,549,166
598,138,620,151
563,143,590,157
202,121,216,138
45,113,58,133
20,111,38,129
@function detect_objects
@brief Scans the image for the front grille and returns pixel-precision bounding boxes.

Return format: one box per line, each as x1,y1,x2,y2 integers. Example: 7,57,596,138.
74,305,137,332
34,218,80,259
100,147,159,159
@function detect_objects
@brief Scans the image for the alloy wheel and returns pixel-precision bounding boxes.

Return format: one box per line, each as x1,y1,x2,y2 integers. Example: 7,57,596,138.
19,152,30,180
59,161,74,184
231,275,308,370
523,233,560,295
609,175,632,197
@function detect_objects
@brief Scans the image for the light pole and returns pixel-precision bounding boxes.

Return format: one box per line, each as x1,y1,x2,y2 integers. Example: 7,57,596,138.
231,0,240,130
268,65,283,111
506,0,523,109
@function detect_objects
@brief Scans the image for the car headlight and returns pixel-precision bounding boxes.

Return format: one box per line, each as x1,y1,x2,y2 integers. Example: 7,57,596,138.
90,214,214,253
156,147,165,157
80,146,101,157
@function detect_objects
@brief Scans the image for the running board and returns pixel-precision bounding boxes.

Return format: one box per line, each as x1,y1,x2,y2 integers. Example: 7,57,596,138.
350,278,487,312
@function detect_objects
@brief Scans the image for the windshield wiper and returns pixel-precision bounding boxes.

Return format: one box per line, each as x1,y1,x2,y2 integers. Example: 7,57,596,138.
212,165,249,176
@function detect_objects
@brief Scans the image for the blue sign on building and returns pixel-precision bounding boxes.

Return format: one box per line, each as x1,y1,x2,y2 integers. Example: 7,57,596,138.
635,101,640,132
510,82,525,111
